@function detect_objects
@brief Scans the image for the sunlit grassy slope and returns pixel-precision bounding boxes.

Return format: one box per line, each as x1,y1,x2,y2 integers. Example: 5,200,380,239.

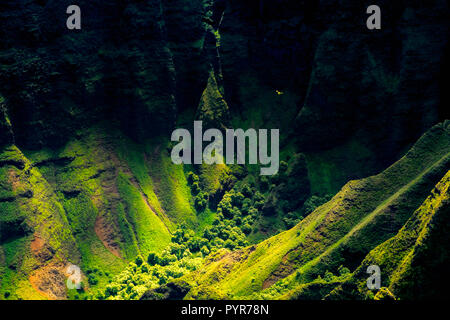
0,146,79,299
183,121,450,299
0,126,200,299
345,169,450,300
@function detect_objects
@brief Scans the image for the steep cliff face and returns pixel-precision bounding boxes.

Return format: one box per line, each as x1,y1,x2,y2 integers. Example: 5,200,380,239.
1,0,448,169
0,0,448,300
217,0,449,192
0,97,13,148
0,0,180,149
163,0,217,112
296,0,448,154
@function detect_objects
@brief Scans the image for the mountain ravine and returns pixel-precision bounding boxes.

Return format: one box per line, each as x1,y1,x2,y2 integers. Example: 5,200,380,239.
0,0,449,300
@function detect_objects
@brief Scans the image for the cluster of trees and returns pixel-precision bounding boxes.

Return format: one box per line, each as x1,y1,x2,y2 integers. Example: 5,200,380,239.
187,169,262,242
187,172,209,211
92,252,202,300
85,267,107,286
261,155,310,217
152,216,249,263
321,265,351,282
257,155,334,229
89,154,337,300
214,186,263,236
187,155,331,241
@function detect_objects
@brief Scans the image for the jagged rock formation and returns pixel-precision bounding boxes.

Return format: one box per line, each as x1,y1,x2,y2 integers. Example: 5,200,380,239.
0,0,448,300
0,98,14,147
1,0,448,185
217,0,449,192
0,0,180,148
195,70,230,129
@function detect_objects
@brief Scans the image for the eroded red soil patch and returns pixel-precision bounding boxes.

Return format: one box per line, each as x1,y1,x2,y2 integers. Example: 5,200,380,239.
262,253,296,290
95,215,121,258
29,263,68,300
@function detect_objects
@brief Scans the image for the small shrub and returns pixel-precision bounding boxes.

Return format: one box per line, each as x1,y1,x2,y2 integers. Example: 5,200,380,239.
88,275,99,286
201,246,210,256
338,265,350,277
242,223,252,235
147,253,160,266
195,192,208,211
187,172,199,185
323,270,334,282
135,255,144,266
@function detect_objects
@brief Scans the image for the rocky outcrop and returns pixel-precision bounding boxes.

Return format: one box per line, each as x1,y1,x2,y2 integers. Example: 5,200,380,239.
296,0,449,156
196,70,230,129
0,97,14,148
0,0,448,301
215,0,448,191
162,0,217,112
0,0,178,148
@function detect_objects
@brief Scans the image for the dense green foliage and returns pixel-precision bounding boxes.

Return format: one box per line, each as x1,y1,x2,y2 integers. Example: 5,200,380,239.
1,0,448,301
182,122,450,300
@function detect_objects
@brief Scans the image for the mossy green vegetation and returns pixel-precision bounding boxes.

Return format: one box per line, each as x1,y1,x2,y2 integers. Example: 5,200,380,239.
181,122,450,300
116,172,171,255
349,169,450,300
1,0,448,302
2,120,448,300
115,136,175,232
0,146,79,300
1,125,214,299
147,148,197,227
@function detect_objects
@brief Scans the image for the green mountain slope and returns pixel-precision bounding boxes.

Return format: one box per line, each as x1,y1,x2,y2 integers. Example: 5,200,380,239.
338,169,450,300
182,121,450,299
0,127,201,299
0,0,448,301
0,146,79,299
